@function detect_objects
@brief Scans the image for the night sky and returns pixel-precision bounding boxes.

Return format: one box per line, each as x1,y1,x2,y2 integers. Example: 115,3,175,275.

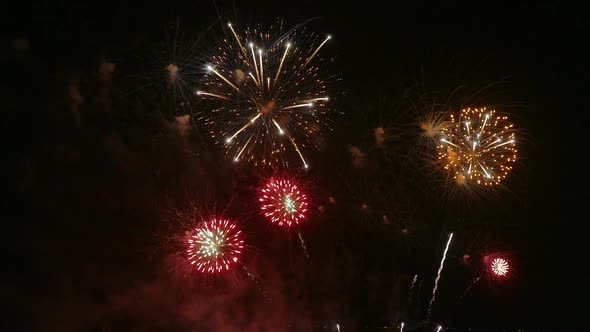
7,1,585,331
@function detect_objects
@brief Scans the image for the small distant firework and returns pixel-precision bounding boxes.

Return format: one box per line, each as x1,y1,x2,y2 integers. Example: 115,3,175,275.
259,178,309,227
437,107,517,186
198,21,334,167
187,218,244,273
336,323,341,332
400,322,405,332
436,325,443,332
491,257,509,276
428,233,454,319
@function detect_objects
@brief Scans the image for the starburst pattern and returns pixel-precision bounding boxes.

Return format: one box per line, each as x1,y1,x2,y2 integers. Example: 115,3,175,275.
437,107,517,186
187,218,244,273
259,178,309,227
491,257,509,276
198,21,334,167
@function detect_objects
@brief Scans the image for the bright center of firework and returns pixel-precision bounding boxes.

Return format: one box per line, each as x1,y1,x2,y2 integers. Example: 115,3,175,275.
187,218,244,273
284,195,296,214
202,230,225,257
491,257,509,276
198,22,333,166
260,100,276,115
437,107,517,186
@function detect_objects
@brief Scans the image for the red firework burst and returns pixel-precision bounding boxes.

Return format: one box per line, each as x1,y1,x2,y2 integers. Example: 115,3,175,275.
259,178,309,227
490,257,509,277
187,218,244,273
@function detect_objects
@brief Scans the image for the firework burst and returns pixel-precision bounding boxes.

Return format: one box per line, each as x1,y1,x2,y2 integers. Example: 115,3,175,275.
437,107,517,186
198,21,335,167
490,257,510,277
259,178,309,227
187,218,244,273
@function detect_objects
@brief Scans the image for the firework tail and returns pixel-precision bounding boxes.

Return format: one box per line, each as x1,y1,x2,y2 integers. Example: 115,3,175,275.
241,264,271,301
427,233,454,320
298,231,309,259
460,274,482,300
408,274,418,305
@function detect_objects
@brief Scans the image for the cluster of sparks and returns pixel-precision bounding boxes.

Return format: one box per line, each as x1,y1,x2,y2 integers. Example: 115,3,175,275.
198,21,334,167
259,178,309,227
437,107,517,186
187,218,244,273
491,257,509,276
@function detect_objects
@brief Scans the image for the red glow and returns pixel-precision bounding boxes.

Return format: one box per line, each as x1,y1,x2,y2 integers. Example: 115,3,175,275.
259,178,309,227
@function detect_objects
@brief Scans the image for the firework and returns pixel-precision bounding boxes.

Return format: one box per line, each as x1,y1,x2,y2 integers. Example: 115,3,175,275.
198,21,334,167
400,322,405,332
437,107,517,186
187,218,244,273
259,178,309,227
428,233,453,319
491,257,509,276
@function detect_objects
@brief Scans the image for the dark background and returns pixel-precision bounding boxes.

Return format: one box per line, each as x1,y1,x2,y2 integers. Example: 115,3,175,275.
6,1,585,331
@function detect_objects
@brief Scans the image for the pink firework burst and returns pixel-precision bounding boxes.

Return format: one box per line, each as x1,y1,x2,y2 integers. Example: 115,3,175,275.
259,178,309,227
187,218,244,273
490,257,509,277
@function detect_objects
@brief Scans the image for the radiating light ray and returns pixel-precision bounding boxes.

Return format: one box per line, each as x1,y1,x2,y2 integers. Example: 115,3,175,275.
272,119,285,135
279,103,313,111
428,233,453,319
235,135,254,162
248,72,259,86
207,66,240,92
440,138,460,148
199,21,335,167
227,22,247,57
227,113,261,142
290,136,308,168
304,35,331,67
275,42,291,82
258,49,264,83
250,43,260,83
196,90,230,100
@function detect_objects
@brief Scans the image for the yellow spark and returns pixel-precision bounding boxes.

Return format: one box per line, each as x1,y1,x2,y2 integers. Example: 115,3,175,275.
227,113,261,143
207,66,239,92
304,35,331,67
272,119,284,135
280,103,313,111
227,22,248,57
274,42,291,83
196,90,230,100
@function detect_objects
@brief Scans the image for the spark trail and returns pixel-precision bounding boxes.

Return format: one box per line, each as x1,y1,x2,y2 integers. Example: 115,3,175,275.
428,232,453,320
